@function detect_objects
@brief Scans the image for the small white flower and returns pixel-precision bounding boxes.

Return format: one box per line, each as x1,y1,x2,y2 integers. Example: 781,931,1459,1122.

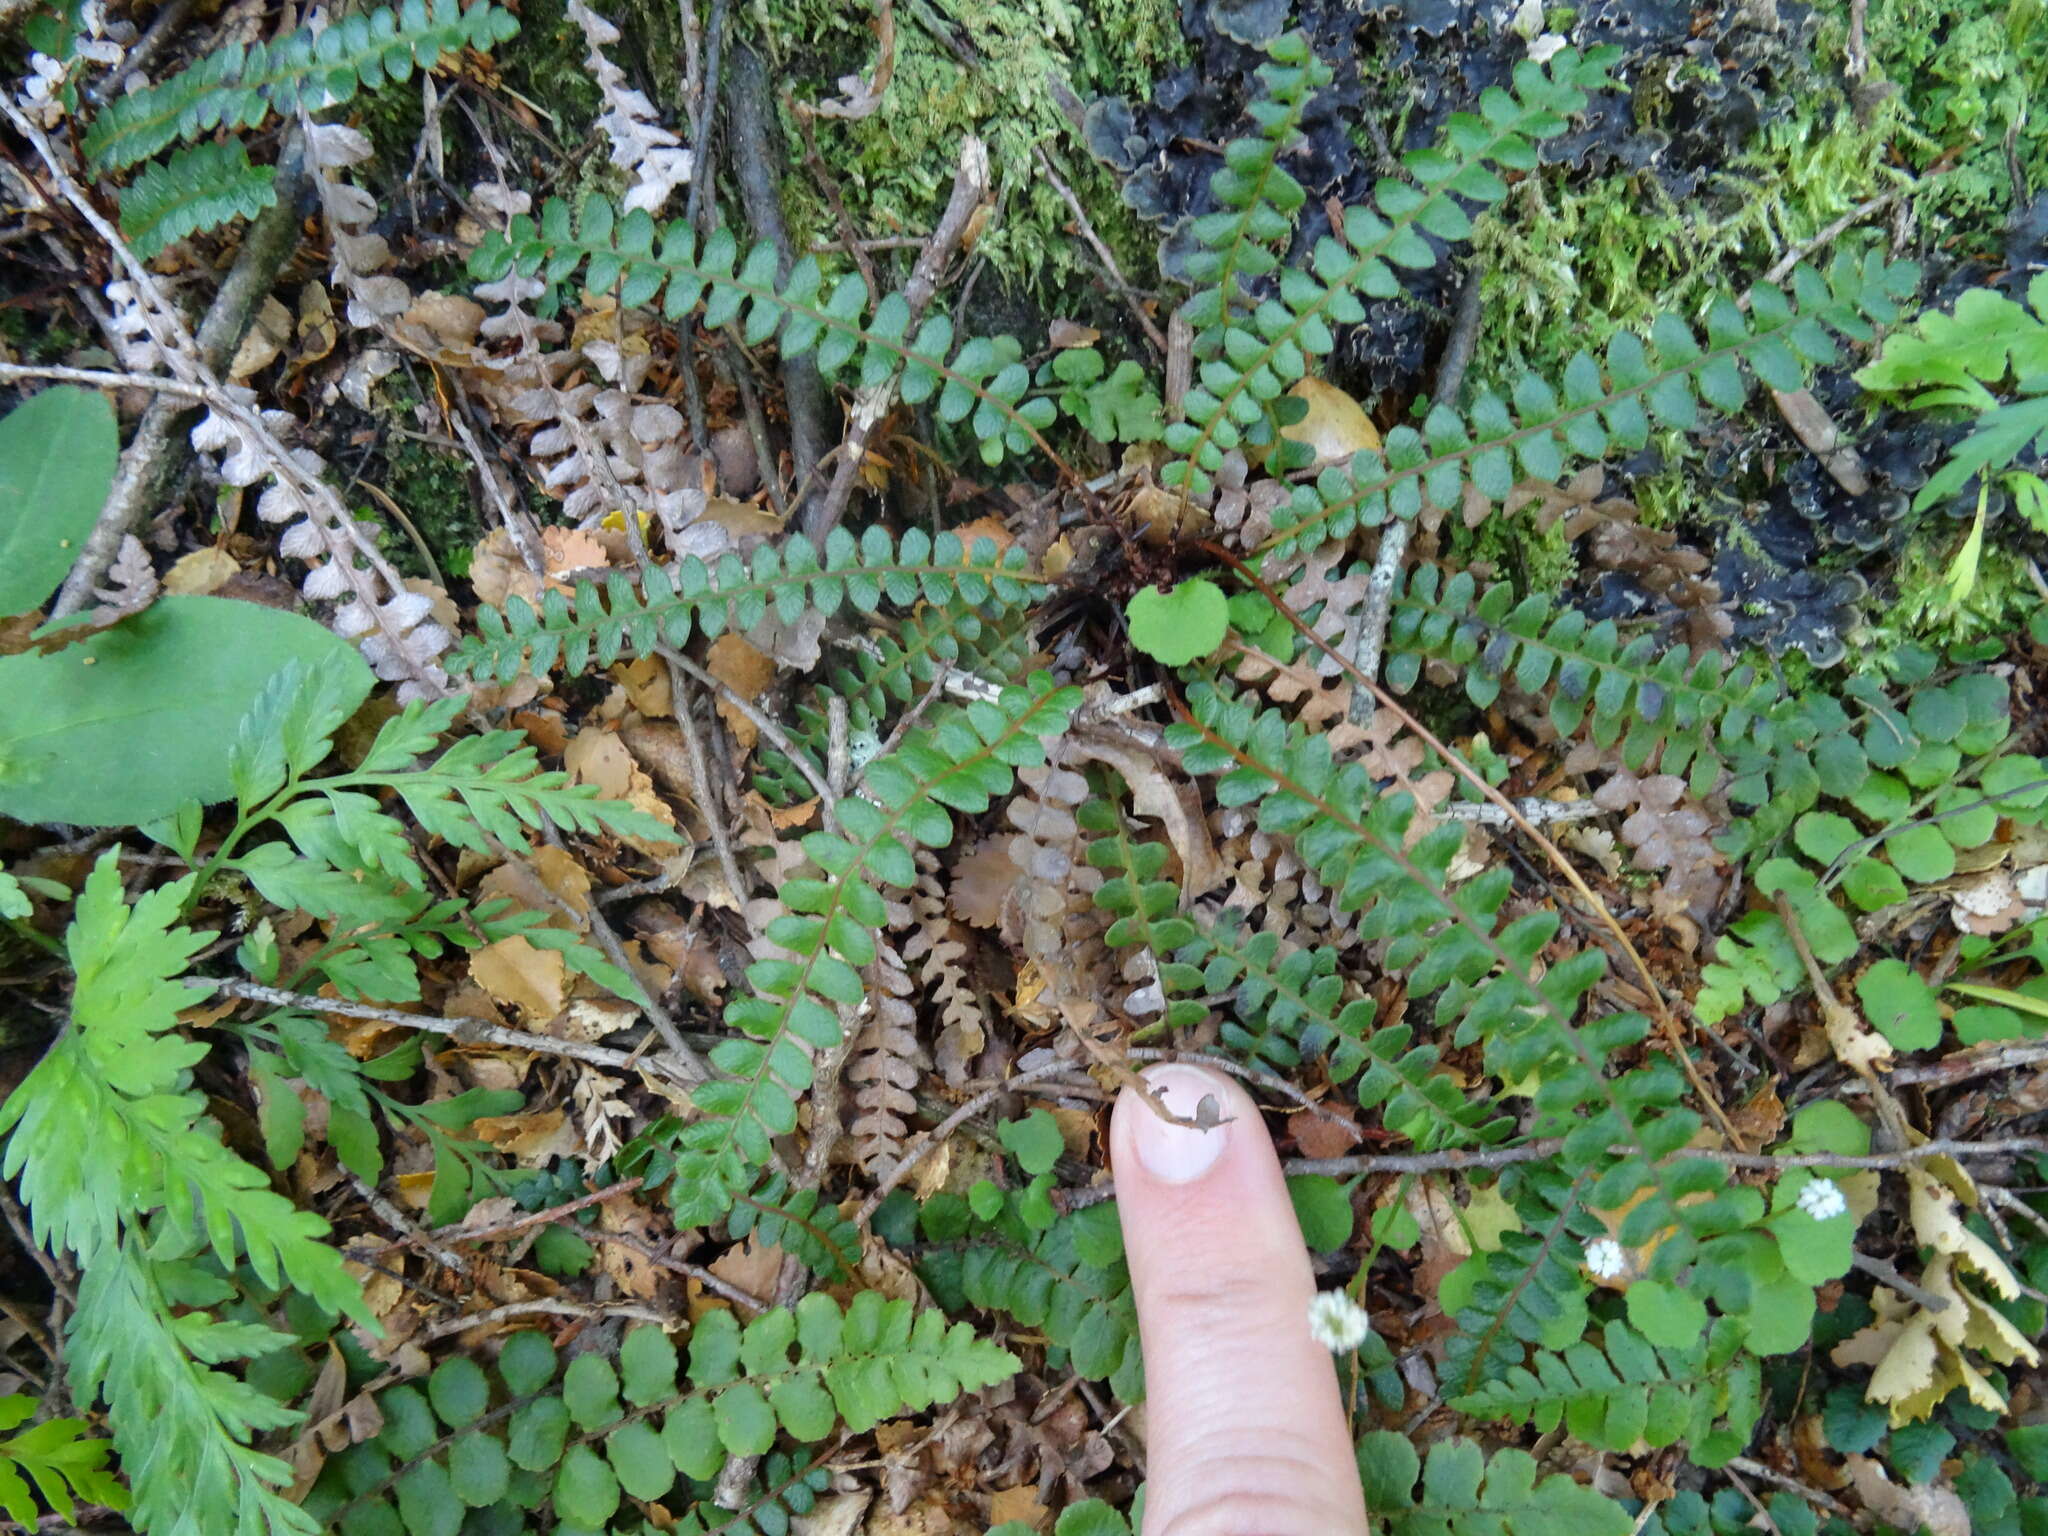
1797,1177,1848,1222
1584,1237,1628,1280
1307,1290,1372,1353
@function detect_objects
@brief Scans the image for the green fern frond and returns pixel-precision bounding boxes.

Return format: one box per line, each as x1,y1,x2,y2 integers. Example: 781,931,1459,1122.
1082,794,1208,1032
313,1299,1015,1531
1450,1319,1762,1465
1169,686,1758,1338
951,1205,1140,1401
449,528,1042,684
1160,39,1622,499
1356,1432,1633,1536
0,852,376,1536
469,210,1059,467
639,672,1079,1228
1443,1165,1598,1392
0,1395,124,1528
755,599,1037,805
85,0,519,170
1252,251,1921,562
729,1173,862,1281
117,140,276,259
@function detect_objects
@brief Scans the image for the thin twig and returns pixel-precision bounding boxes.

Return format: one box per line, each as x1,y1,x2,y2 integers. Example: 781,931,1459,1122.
852,1058,1109,1226
1034,144,1164,354
667,647,836,809
537,820,710,1079
1348,263,1483,725
654,643,752,903
198,977,702,1082
0,362,209,397
421,1297,671,1342
349,1175,472,1274
807,135,991,540
725,42,830,521
1851,1252,1950,1312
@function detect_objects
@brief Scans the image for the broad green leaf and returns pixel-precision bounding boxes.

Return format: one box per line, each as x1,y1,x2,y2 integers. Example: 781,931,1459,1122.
1625,1279,1708,1349
427,1356,489,1428
445,1431,510,1507
0,387,118,617
552,1444,619,1527
996,1109,1064,1177
1855,958,1942,1050
1126,577,1229,666
0,597,373,825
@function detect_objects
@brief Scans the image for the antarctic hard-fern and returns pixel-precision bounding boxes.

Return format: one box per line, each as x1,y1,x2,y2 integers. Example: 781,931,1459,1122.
89,0,516,254
630,673,1081,1229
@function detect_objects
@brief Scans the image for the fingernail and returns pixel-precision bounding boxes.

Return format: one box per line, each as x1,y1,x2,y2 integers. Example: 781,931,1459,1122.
1130,1063,1231,1184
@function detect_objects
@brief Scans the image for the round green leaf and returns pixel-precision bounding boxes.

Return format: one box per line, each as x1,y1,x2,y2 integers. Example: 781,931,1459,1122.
505,1397,569,1472
618,1325,679,1407
604,1420,675,1501
375,1385,438,1459
394,1460,462,1536
1773,1202,1854,1285
496,1332,557,1397
1793,812,1858,865
1737,1272,1816,1356
1907,685,1967,743
1884,824,1955,885
0,596,373,825
768,1373,838,1442
1840,857,1908,912
562,1353,622,1429
1855,958,1942,1050
446,1432,511,1507
660,1396,724,1482
996,1109,1064,1177
1289,1174,1356,1252
552,1445,619,1527
1125,577,1229,666
428,1356,490,1428
0,387,118,617
1785,1100,1870,1159
1624,1279,1708,1349
713,1382,777,1455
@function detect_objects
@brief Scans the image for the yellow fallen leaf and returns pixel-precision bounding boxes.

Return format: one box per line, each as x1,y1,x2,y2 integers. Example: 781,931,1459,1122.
163,546,242,596
1280,376,1382,467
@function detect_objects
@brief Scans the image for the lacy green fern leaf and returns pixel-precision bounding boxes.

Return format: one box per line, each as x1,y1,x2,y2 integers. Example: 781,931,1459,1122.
117,140,277,259
756,600,1035,805
1253,252,1920,563
0,1395,124,1527
449,528,1041,684
1160,38,1621,498
0,852,374,1536
1170,686,1761,1374
85,0,518,170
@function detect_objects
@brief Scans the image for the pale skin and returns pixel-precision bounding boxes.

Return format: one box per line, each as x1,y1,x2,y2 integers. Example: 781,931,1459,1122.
1111,1062,1372,1536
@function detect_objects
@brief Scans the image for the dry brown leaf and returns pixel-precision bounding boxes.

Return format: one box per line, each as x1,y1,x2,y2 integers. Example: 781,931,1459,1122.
1844,1457,1968,1536
707,1235,786,1304
471,1108,581,1162
706,633,778,749
614,654,673,718
1289,1104,1360,1159
231,295,294,378
468,934,567,1024
986,1487,1051,1531
946,839,1017,929
564,727,678,852
1070,729,1223,898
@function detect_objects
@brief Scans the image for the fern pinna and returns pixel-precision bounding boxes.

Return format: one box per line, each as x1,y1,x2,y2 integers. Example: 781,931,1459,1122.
310,1298,1015,1533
